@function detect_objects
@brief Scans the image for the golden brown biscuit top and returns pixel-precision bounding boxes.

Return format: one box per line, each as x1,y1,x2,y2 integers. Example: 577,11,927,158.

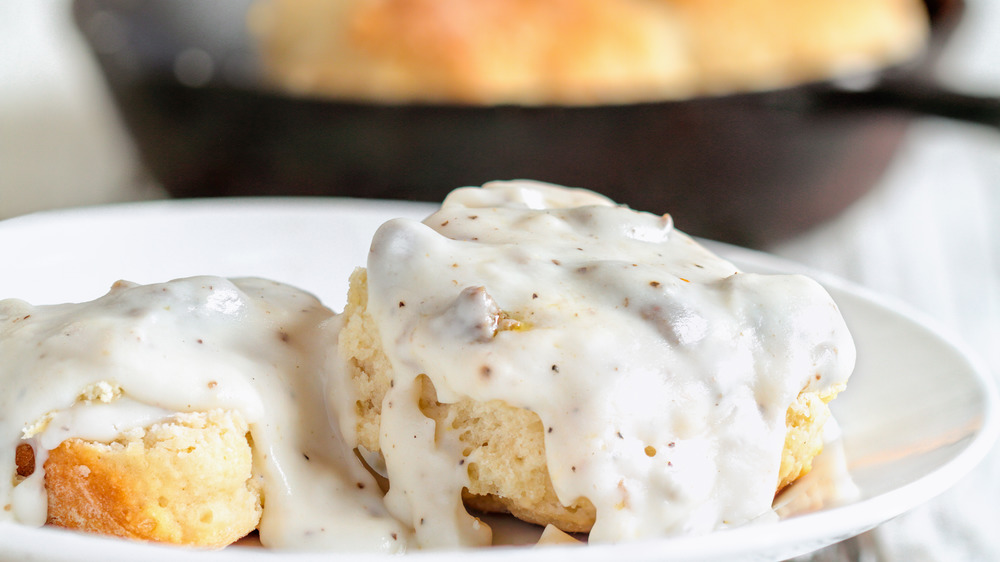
251,0,929,105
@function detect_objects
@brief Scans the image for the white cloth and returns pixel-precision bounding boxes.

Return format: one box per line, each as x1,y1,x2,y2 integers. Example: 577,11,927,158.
774,119,1000,561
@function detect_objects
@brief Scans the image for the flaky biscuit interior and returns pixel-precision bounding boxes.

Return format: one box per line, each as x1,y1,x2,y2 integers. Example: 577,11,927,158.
18,409,261,548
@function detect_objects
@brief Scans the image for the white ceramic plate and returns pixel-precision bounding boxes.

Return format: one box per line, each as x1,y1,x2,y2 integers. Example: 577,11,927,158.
1,198,997,561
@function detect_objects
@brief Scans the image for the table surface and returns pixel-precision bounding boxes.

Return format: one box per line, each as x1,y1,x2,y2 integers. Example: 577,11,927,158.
2,2,999,560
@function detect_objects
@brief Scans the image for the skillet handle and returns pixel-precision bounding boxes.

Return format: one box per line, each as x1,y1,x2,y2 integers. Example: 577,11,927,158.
818,80,1000,129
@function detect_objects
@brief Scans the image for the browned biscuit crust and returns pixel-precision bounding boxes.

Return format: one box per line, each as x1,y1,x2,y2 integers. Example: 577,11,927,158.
19,410,261,548
251,0,928,104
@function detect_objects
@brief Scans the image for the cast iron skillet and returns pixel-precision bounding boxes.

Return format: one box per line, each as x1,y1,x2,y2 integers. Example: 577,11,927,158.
74,0,994,247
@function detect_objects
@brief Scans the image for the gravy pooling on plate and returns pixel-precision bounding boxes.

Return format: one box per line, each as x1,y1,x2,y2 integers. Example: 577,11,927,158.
0,277,407,551
333,180,856,547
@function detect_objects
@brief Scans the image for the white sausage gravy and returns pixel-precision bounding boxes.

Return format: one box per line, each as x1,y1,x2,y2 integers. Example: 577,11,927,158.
332,180,855,547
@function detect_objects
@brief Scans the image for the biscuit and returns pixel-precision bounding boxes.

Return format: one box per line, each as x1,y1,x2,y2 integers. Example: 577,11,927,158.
17,410,261,547
2,276,407,552
250,0,928,104
340,268,843,533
